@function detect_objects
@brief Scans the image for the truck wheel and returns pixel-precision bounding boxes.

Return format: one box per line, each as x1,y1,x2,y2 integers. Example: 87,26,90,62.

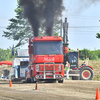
80,67,94,80
72,76,80,80
31,71,36,83
31,77,35,83
25,73,28,82
31,77,33,83
53,79,57,83
58,80,63,83
25,74,31,83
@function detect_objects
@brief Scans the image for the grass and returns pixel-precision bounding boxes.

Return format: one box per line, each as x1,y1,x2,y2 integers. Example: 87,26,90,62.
93,75,100,81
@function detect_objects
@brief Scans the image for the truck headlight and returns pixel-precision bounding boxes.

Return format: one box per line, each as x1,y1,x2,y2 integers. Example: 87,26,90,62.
59,65,61,71
36,64,39,71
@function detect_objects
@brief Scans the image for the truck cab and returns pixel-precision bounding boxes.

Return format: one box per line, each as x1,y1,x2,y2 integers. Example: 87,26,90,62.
25,36,66,83
67,51,94,80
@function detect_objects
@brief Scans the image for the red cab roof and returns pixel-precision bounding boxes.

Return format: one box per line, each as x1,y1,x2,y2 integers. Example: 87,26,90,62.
32,36,62,42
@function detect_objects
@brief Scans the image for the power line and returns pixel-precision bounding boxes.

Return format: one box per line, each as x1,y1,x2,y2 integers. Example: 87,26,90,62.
67,15,100,20
0,15,100,19
0,26,100,28
69,26,100,28
69,29,99,32
0,28,100,33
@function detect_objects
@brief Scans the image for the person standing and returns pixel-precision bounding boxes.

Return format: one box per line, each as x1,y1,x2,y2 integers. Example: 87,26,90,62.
65,61,70,80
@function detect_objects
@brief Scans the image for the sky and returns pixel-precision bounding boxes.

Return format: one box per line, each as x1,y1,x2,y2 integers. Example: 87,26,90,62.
0,0,100,50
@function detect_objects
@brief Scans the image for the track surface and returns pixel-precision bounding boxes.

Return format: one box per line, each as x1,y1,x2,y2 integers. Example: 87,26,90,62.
0,80,99,100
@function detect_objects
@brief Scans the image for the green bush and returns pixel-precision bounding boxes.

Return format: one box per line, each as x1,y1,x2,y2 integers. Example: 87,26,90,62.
79,49,100,60
0,48,13,61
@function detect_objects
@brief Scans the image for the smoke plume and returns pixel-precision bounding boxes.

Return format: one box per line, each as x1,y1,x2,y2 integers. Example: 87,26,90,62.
20,0,43,37
20,0,64,36
64,0,100,15
76,0,100,14
44,0,64,36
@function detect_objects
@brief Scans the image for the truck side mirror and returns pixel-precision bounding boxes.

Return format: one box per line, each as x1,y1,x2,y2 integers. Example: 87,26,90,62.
63,47,68,53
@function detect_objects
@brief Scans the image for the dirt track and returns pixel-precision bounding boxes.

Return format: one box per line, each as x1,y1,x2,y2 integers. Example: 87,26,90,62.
0,80,99,100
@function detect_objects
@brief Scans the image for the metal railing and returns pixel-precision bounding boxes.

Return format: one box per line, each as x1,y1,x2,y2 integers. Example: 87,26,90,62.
44,62,55,79
36,62,63,79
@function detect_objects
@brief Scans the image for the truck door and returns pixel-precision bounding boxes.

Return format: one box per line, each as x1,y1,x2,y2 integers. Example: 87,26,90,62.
69,51,79,69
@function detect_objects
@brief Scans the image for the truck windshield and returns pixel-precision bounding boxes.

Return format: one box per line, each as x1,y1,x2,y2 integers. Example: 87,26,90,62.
33,41,63,55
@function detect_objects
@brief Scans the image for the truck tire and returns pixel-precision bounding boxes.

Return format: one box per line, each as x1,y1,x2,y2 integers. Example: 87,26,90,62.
58,80,63,83
25,76,28,83
80,67,94,80
53,80,57,83
72,76,80,80
31,70,36,83
25,73,27,82
31,76,36,83
25,73,31,83
31,77,34,83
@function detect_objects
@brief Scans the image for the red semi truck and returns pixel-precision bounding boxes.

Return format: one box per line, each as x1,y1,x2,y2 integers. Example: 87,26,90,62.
25,36,66,83
25,18,94,83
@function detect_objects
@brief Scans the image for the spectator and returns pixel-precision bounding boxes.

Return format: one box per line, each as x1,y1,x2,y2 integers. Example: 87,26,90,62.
65,61,70,80
81,62,86,66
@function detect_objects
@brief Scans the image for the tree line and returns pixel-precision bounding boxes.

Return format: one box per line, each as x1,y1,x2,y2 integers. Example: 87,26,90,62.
0,48,100,61
79,49,100,60
0,48,13,61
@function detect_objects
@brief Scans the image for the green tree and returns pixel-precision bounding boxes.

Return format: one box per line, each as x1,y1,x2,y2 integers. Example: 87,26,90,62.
96,33,100,39
3,0,33,48
89,51,99,60
79,49,100,60
96,50,100,58
3,0,60,48
0,48,13,61
79,49,90,60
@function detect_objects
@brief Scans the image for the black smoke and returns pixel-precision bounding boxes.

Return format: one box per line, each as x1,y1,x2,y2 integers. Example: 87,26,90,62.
20,0,43,37
20,0,64,36
44,0,64,36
